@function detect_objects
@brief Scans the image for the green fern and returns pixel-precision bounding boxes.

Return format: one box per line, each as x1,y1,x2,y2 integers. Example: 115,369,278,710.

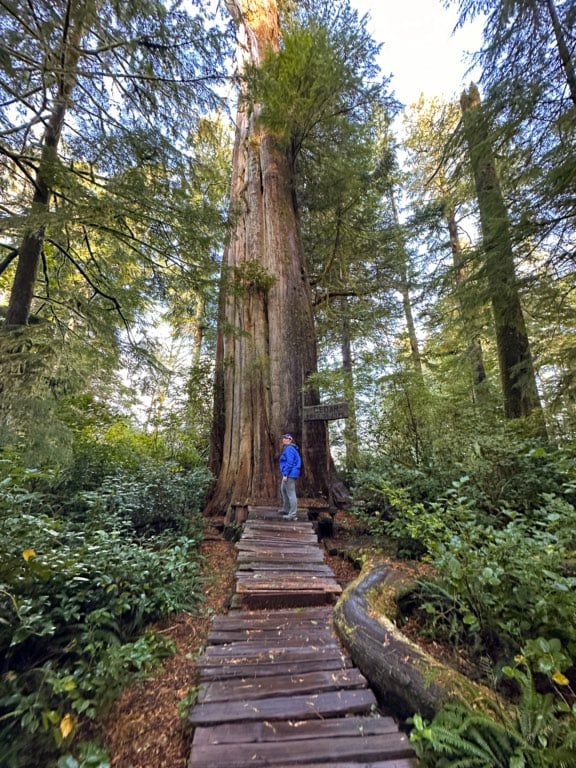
410,665,576,768
410,704,520,767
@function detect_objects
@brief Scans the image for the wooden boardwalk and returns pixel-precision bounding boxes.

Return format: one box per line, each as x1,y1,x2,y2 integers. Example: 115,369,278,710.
188,508,418,768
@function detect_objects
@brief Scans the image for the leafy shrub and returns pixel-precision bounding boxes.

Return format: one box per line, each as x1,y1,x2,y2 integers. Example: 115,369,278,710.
396,479,576,671
95,462,213,535
0,464,209,768
349,473,433,557
352,434,576,527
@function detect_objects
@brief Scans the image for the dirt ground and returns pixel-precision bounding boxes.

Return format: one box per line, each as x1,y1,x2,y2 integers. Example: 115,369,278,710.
98,513,420,767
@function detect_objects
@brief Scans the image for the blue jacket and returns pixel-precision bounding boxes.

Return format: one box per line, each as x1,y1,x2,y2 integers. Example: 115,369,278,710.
279,443,301,478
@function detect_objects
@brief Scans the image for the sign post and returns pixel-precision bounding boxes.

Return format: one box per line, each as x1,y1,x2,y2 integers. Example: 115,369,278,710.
303,402,349,511
303,402,349,422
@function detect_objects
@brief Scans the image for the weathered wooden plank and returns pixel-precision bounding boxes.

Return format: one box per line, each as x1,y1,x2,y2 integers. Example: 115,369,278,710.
198,657,351,682
243,523,317,533
238,550,325,563
249,529,315,536
197,668,369,703
207,628,334,645
241,541,319,551
192,715,402,746
238,592,339,609
236,564,338,586
238,562,334,574
243,525,316,534
237,762,419,768
236,567,333,582
235,571,337,581
211,606,333,639
242,530,318,541
271,762,419,768
245,517,315,523
236,542,320,552
244,519,311,526
210,608,333,630
204,637,340,652
235,577,341,592
189,688,377,726
208,624,335,641
202,644,345,662
235,572,339,584
189,731,414,767
245,519,315,527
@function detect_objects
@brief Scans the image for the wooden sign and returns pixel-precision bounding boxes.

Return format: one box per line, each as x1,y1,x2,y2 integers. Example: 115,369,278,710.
303,402,349,421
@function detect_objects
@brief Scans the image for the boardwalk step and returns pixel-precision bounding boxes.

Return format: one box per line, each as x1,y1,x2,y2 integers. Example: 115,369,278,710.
198,644,348,667
193,716,404,744
238,550,326,563
207,628,335,644
198,655,352,682
198,668,369,703
188,511,418,767
189,688,377,726
210,606,333,629
189,729,414,767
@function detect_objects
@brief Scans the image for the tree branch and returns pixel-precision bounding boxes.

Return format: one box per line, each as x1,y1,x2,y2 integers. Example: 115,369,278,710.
0,248,18,276
46,237,133,338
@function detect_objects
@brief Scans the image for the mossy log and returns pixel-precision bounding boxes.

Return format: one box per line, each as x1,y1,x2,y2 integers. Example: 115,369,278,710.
333,563,497,720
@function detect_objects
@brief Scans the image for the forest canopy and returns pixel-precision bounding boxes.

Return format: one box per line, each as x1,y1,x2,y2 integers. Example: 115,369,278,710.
1,0,576,766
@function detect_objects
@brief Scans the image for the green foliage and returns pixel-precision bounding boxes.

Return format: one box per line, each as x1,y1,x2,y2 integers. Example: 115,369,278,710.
353,437,576,672
0,451,211,767
58,742,110,768
0,328,76,468
353,430,576,525
248,0,384,156
410,662,576,767
87,462,213,535
177,686,199,721
400,480,576,664
0,0,231,335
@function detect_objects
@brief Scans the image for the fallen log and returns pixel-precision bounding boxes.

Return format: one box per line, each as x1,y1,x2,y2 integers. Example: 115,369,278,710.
333,563,498,720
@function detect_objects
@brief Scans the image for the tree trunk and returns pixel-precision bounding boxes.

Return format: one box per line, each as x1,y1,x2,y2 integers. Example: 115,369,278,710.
4,17,84,329
545,0,576,106
340,305,359,471
207,0,330,514
460,84,546,432
390,190,422,376
446,208,487,391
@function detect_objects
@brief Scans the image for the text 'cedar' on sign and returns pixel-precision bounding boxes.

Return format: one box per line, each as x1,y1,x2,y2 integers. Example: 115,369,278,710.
303,403,349,421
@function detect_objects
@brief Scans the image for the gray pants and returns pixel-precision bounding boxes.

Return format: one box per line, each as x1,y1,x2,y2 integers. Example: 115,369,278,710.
280,477,298,517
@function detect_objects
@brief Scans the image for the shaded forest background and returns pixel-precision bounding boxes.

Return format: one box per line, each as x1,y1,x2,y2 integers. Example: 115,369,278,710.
1,0,575,766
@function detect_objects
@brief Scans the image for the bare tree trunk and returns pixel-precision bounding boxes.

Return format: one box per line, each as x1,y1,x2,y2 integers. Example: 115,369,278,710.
460,84,546,433
446,209,487,391
390,191,422,376
545,0,576,106
207,0,329,514
399,269,422,376
340,305,359,470
4,19,84,329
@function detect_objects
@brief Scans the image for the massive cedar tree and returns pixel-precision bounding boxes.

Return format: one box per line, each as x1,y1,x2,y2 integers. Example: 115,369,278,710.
207,0,330,514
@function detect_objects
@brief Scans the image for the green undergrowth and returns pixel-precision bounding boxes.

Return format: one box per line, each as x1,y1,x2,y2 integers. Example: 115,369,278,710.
0,455,213,768
349,436,576,766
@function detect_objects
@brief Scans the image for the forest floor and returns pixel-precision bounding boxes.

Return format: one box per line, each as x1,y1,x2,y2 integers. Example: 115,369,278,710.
97,511,442,768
